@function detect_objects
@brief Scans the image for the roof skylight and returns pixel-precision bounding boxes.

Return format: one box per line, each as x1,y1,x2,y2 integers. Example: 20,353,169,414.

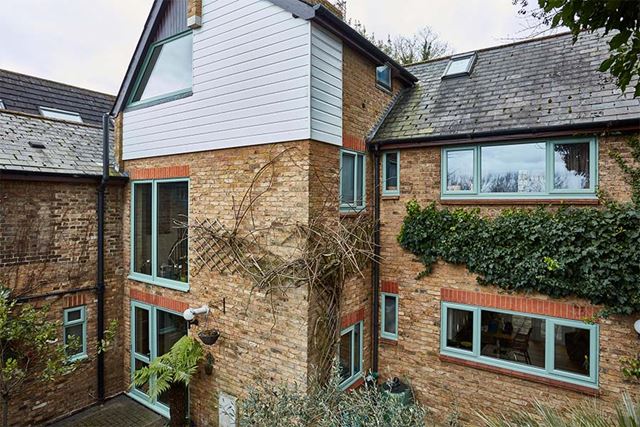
442,52,476,78
39,106,83,123
0,100,4,109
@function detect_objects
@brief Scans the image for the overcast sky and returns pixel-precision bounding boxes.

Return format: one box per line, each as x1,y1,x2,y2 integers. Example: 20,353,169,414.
0,0,541,95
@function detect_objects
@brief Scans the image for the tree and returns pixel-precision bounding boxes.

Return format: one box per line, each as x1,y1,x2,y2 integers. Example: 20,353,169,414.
0,287,74,427
513,0,640,96
132,336,204,427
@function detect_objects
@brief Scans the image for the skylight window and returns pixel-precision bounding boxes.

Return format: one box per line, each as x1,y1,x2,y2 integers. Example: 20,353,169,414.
0,100,5,109
442,52,476,78
39,107,83,123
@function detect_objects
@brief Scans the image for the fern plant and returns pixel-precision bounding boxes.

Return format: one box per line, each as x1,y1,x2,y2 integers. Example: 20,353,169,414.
133,336,204,427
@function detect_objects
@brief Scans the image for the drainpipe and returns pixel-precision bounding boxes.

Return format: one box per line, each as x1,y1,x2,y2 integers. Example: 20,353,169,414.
371,144,381,374
96,113,110,402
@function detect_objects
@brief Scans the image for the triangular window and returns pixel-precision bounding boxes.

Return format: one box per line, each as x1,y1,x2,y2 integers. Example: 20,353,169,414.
130,32,193,105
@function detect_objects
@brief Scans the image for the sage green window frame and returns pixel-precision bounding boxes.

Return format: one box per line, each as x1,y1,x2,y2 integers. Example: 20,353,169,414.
441,137,598,200
63,306,87,362
382,151,400,196
440,302,599,389
130,178,189,292
339,149,366,212
127,31,193,110
376,65,392,90
128,300,187,418
381,293,399,340
339,321,364,389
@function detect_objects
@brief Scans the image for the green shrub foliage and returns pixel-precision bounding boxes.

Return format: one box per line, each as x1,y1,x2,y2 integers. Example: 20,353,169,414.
398,201,640,315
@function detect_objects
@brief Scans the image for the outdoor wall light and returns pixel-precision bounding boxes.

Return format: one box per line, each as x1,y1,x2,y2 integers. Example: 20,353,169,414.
183,305,210,321
634,319,640,338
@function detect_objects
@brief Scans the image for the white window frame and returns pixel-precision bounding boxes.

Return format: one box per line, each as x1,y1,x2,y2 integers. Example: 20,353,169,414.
442,52,476,78
63,306,87,361
339,321,363,389
39,106,83,123
339,149,366,212
381,293,399,340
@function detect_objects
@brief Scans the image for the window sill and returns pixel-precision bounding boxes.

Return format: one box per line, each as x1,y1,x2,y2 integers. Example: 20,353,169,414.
127,274,189,292
340,209,367,218
440,198,600,206
381,194,400,201
342,376,365,391
376,84,393,95
439,354,599,396
380,337,398,346
67,354,88,365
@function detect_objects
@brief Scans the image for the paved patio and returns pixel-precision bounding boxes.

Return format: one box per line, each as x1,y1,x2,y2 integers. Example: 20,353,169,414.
50,395,167,427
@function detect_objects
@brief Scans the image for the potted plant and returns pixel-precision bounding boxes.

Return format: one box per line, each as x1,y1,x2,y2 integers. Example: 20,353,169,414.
132,336,204,427
198,329,220,345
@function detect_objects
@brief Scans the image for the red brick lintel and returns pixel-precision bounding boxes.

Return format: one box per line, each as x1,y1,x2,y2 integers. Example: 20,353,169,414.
381,280,399,294
130,288,189,313
439,354,599,396
129,165,190,180
440,288,597,321
341,307,365,330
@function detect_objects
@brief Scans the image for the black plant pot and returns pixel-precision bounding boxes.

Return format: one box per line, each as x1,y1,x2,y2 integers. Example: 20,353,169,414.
198,329,220,345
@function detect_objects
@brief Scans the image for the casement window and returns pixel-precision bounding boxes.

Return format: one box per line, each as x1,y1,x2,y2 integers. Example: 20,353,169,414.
441,138,598,200
442,52,476,78
441,302,599,389
63,306,87,361
339,321,363,388
39,106,83,123
131,179,189,291
376,65,392,90
340,150,366,211
381,293,399,340
128,31,193,108
382,151,400,196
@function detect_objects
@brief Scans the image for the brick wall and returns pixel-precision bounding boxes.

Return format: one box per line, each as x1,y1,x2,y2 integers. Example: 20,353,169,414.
0,179,125,426
377,133,640,423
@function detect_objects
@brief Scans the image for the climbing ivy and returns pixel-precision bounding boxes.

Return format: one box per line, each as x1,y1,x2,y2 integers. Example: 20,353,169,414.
611,136,640,205
398,200,640,315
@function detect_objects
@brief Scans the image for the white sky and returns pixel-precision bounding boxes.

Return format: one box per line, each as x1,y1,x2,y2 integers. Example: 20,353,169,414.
0,0,540,95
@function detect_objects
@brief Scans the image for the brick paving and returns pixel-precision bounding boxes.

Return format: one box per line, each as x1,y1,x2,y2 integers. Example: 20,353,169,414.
49,395,167,427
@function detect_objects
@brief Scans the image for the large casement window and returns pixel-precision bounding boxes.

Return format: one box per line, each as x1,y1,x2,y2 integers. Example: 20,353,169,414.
131,179,189,291
441,138,598,200
381,293,399,340
128,31,193,108
339,321,363,389
441,302,599,389
382,151,400,196
63,306,87,361
130,301,188,416
340,150,366,211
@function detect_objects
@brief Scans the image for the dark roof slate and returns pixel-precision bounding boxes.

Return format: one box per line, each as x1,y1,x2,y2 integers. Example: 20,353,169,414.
372,32,640,142
0,111,116,177
0,69,115,126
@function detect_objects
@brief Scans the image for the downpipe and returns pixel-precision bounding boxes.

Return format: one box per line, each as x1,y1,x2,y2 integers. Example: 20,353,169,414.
371,144,381,374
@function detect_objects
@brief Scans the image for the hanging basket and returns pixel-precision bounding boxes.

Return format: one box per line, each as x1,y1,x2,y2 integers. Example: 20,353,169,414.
198,329,220,345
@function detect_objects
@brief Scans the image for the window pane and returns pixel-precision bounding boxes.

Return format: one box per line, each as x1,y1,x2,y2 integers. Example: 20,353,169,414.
134,359,149,394
134,307,150,358
353,323,361,375
156,182,189,283
376,66,391,87
339,330,352,382
66,308,82,322
554,143,590,190
446,150,474,191
157,309,187,357
133,33,193,103
445,308,473,351
445,57,472,76
480,310,545,369
64,324,84,356
356,155,364,205
554,325,591,376
385,153,398,191
481,143,546,193
341,153,355,204
384,295,397,335
133,183,152,275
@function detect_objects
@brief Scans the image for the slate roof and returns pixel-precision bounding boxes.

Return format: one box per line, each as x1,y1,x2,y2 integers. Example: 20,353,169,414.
372,32,640,143
0,69,115,126
0,110,116,177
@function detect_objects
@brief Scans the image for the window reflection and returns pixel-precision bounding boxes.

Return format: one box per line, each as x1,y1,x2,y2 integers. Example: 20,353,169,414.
445,308,473,351
554,143,590,190
481,143,546,193
447,150,474,191
554,325,590,376
156,182,189,283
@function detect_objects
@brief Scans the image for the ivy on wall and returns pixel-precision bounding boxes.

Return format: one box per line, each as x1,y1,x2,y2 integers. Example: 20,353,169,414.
398,201,640,315
612,136,640,205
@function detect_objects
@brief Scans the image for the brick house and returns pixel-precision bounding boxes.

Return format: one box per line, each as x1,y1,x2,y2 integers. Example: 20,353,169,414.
0,70,127,425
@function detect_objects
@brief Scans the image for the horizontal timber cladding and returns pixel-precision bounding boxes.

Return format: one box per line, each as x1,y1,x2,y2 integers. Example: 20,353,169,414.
122,0,314,160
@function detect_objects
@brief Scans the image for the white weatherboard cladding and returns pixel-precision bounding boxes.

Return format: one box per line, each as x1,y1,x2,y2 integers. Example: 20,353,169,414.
310,24,343,145
122,0,322,160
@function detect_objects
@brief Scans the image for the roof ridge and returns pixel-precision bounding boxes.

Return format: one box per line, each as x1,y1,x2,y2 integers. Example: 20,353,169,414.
405,30,574,68
0,68,116,99
0,109,104,130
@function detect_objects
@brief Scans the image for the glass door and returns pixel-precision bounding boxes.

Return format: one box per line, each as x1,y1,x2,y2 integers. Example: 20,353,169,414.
130,301,188,417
